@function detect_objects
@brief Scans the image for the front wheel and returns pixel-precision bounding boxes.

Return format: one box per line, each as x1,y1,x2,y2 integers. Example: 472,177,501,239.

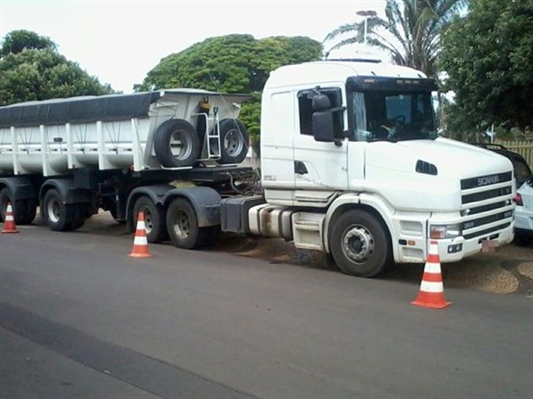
330,209,391,278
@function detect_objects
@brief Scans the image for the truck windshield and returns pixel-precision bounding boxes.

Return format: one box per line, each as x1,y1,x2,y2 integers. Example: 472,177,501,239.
351,90,437,142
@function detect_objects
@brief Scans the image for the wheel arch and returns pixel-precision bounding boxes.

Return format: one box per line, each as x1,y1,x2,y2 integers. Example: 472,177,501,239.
0,177,39,201
39,179,90,205
324,193,396,259
162,186,222,228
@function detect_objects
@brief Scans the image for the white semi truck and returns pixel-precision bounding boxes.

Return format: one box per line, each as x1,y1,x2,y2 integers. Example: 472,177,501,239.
0,59,515,277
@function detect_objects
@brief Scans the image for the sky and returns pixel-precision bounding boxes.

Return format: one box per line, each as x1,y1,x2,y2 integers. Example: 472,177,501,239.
0,0,386,93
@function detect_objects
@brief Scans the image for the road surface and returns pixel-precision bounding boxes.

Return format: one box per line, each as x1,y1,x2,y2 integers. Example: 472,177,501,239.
1,220,532,398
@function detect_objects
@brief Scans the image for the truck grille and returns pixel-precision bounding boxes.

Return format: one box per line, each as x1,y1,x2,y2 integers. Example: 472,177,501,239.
460,172,514,240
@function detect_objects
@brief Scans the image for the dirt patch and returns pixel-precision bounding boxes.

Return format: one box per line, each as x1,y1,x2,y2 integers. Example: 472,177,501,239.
218,234,533,296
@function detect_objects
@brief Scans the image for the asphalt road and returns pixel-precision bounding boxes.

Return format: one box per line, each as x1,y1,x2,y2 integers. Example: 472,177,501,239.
1,219,532,399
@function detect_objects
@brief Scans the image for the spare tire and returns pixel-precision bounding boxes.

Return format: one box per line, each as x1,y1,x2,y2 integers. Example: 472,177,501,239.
216,118,249,165
154,119,200,168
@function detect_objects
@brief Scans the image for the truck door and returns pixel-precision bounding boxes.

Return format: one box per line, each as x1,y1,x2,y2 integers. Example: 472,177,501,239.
293,87,349,194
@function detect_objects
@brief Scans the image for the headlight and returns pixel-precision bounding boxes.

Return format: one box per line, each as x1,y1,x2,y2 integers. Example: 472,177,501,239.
430,224,462,239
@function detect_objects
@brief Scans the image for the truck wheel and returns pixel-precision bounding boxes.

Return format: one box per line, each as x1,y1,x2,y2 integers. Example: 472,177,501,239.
0,187,11,222
154,119,200,168
18,199,37,225
133,196,167,243
216,118,249,164
330,209,391,278
0,188,37,225
166,197,206,249
69,204,87,230
42,189,72,231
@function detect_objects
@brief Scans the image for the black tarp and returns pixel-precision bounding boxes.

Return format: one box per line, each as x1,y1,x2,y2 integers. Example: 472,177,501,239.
0,92,162,128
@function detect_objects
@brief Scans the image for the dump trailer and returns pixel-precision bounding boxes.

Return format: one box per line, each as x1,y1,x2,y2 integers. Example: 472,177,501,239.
0,59,516,278
0,88,253,238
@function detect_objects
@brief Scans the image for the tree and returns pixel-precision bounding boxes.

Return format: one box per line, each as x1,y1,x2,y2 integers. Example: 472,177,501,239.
0,29,57,56
440,0,533,138
324,0,467,78
0,30,114,106
137,34,322,151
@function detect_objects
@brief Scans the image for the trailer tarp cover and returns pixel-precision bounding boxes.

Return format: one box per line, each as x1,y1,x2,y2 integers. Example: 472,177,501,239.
0,92,162,128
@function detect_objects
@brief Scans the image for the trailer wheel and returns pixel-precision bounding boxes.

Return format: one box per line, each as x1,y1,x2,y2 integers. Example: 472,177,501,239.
133,196,167,243
0,188,37,225
216,118,249,164
166,197,207,249
42,189,72,231
330,209,391,278
0,188,11,222
19,199,37,225
69,204,88,230
154,119,200,168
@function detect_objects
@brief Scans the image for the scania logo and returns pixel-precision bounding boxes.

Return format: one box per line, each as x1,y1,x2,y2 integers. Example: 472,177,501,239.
477,175,500,187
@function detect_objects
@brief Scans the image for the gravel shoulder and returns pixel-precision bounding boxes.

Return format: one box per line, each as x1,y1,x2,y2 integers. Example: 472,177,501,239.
218,233,533,297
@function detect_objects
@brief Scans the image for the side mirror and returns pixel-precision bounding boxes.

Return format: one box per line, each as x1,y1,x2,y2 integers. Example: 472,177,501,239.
312,110,335,142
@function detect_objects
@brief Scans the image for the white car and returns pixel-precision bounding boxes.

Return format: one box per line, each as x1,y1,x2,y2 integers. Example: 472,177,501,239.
515,175,533,245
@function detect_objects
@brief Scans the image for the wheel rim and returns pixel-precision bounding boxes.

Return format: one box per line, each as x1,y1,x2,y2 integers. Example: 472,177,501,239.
170,130,193,160
171,210,190,239
140,206,153,234
47,199,61,223
342,225,375,263
224,129,244,157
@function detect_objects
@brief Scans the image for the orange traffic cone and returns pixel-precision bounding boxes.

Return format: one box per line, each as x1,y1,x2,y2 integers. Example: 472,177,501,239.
2,202,19,234
411,240,451,309
129,212,152,258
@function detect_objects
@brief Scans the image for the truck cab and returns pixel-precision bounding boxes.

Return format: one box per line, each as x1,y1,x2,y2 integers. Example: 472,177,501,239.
255,59,515,276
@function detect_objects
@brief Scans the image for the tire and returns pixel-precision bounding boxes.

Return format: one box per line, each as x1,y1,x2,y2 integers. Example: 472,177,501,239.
0,188,37,225
513,233,532,247
133,196,167,243
42,189,72,231
18,199,37,225
154,119,200,168
330,209,391,278
216,118,249,164
166,197,206,249
110,206,126,225
0,187,11,222
69,203,87,230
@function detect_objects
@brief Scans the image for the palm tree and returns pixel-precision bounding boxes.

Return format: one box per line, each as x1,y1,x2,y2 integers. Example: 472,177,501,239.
323,0,468,78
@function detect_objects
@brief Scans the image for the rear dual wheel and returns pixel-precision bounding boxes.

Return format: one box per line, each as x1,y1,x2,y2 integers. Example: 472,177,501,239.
165,198,219,249
133,196,167,243
42,189,86,231
0,187,37,225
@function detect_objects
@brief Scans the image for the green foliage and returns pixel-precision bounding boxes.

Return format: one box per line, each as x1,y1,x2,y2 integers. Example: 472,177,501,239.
440,0,533,136
324,0,467,78
137,34,322,149
0,29,56,56
0,30,113,106
137,34,322,92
